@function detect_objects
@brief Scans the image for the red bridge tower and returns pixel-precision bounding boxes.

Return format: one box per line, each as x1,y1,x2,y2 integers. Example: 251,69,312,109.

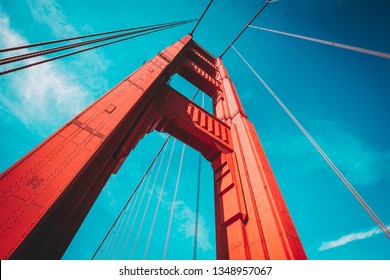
0,35,306,260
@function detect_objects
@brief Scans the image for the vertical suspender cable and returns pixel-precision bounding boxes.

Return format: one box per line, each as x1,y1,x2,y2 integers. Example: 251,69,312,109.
193,92,205,260
143,139,177,259
106,176,149,259
128,90,200,259
105,179,144,259
114,162,154,258
113,161,157,258
193,152,202,260
91,136,171,259
94,89,201,260
125,137,171,259
163,143,186,259
98,219,118,259
232,45,390,239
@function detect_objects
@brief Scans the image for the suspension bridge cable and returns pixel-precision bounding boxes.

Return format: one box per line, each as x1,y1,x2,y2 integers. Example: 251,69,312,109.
95,89,201,260
193,92,205,260
0,20,196,66
91,136,171,259
127,137,171,259
117,156,160,258
163,143,186,259
249,25,390,60
193,152,202,260
128,91,200,259
105,190,138,259
0,20,195,53
101,225,117,260
112,163,157,259
231,45,390,239
106,176,150,259
99,221,118,259
143,138,177,259
0,25,173,76
219,0,272,58
190,0,214,36
0,21,193,76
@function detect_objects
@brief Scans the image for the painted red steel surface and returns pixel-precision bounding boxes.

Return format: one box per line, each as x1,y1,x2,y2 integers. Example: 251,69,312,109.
0,35,306,260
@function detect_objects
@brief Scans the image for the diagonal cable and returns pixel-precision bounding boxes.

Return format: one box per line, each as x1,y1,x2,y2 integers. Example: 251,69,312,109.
190,0,214,36
249,25,390,60
0,21,194,53
0,20,195,65
219,0,272,58
1,20,194,76
232,44,390,239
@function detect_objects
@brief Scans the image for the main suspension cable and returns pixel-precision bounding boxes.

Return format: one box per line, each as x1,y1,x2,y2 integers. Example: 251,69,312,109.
0,20,195,66
0,20,194,53
249,25,390,60
219,0,272,58
190,0,214,36
232,44,390,239
1,20,194,76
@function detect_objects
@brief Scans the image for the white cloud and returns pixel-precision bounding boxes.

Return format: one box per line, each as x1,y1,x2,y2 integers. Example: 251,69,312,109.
154,185,213,252
0,14,89,134
174,200,213,252
26,0,111,91
0,5,110,135
27,0,77,37
318,225,390,251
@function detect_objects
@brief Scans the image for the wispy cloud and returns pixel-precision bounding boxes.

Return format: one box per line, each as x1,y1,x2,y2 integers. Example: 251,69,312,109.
319,225,390,251
174,200,213,252
27,0,78,37
26,0,111,92
154,185,213,252
0,3,110,136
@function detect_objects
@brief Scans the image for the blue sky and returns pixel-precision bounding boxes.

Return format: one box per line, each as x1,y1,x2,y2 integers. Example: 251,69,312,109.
0,0,389,260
